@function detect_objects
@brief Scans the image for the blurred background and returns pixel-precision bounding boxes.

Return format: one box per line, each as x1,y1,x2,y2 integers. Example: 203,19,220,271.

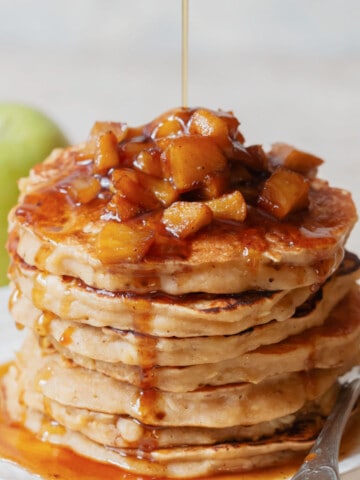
1,0,360,252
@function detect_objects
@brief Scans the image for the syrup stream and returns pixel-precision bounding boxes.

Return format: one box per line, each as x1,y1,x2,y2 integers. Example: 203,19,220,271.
182,0,189,107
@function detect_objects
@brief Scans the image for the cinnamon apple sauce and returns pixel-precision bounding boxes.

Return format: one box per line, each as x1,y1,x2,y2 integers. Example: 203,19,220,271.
1,107,360,478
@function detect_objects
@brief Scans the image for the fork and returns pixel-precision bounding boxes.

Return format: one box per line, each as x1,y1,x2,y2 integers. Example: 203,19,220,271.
290,376,360,480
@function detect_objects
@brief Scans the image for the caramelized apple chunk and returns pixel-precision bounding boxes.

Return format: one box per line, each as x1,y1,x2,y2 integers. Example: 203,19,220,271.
162,136,227,191
152,118,185,138
111,168,159,210
245,145,269,171
268,143,324,175
96,222,154,263
258,168,309,219
145,108,193,137
200,173,228,199
73,107,330,264
216,110,243,141
83,121,127,157
162,201,213,239
119,137,156,165
133,149,163,178
90,122,128,143
140,175,179,207
94,131,120,174
206,191,247,222
229,163,252,185
189,108,231,149
68,176,101,204
103,195,142,222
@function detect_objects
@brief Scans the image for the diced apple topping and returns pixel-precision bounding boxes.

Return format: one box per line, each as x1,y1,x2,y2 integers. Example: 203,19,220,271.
153,118,185,138
189,109,231,149
238,184,261,205
103,195,142,222
94,131,120,174
68,176,101,204
140,175,179,207
84,122,128,156
258,168,309,219
245,145,269,171
133,150,163,178
206,191,247,222
90,122,128,143
72,106,322,263
111,168,159,210
229,163,252,184
96,222,154,263
119,137,155,165
268,143,323,175
145,108,193,137
200,173,228,199
162,136,227,191
216,110,242,141
162,201,213,239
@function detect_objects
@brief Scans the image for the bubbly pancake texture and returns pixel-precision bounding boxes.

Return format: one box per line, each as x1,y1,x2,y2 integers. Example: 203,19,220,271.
2,107,360,477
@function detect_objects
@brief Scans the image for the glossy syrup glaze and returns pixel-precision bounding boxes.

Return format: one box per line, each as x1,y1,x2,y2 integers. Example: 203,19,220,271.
8,107,357,271
2,363,360,480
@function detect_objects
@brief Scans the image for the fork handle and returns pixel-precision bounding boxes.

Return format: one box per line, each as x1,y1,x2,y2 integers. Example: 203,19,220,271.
291,378,360,480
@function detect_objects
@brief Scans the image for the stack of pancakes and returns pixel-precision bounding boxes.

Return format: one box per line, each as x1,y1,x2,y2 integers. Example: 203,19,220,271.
1,107,360,478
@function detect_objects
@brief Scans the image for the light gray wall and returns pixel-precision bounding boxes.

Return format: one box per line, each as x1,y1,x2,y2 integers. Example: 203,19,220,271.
1,0,359,249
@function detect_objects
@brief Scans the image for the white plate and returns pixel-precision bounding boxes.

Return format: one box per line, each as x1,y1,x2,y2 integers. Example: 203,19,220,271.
0,285,360,480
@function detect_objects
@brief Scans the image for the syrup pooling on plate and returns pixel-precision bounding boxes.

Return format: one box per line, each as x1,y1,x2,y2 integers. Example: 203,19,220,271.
1,385,360,480
0,364,303,480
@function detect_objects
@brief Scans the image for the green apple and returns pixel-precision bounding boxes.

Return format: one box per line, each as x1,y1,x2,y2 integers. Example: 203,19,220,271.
0,103,68,285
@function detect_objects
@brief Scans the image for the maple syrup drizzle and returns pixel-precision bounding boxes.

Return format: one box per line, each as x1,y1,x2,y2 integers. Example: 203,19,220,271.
59,326,75,347
32,271,48,309
182,0,189,107
35,365,54,393
59,280,75,318
2,363,360,480
34,243,56,269
35,311,55,336
131,306,161,451
0,372,140,480
8,286,21,311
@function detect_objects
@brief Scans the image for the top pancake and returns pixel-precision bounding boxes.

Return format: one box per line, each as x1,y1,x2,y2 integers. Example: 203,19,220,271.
8,108,358,294
8,150,356,294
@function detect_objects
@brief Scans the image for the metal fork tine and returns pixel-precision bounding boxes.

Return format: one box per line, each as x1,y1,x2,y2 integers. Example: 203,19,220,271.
290,377,360,480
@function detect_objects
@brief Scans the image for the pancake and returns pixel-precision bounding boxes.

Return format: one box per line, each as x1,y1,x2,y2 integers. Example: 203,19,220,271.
8,251,360,337
8,330,353,428
8,142,356,295
0,404,317,478
9,269,357,367
1,366,334,477
2,361,337,448
2,107,359,477
9,259,312,337
52,287,360,390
